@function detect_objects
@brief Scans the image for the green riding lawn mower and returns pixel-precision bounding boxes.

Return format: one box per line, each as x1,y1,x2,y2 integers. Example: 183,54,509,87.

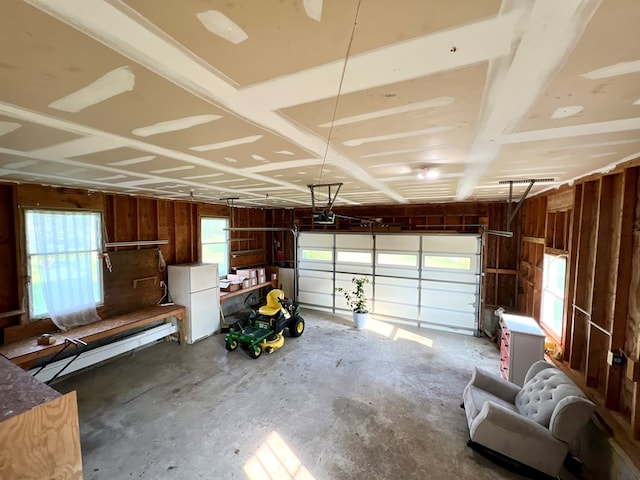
224,288,305,359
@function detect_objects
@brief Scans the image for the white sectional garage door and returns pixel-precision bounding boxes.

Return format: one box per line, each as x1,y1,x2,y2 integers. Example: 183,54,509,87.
297,232,481,335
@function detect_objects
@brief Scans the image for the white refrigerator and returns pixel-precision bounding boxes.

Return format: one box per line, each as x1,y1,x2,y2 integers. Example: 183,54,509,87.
168,263,220,344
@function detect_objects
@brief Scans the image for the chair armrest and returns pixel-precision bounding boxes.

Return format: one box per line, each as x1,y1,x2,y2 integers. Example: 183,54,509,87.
469,401,567,477
468,367,521,403
470,401,556,441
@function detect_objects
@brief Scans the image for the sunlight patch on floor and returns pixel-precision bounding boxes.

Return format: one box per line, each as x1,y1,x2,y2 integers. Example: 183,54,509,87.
244,431,315,480
365,318,434,348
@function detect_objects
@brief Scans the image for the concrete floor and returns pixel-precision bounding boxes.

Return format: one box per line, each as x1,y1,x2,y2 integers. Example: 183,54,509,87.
55,310,586,480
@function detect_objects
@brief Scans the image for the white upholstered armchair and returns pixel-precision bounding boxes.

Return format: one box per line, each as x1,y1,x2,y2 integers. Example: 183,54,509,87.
462,360,595,479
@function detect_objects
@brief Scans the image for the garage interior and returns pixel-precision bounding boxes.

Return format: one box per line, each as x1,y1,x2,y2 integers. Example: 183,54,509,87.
1,0,640,479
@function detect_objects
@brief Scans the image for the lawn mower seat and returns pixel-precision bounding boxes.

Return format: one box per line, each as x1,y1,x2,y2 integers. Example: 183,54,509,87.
259,289,284,316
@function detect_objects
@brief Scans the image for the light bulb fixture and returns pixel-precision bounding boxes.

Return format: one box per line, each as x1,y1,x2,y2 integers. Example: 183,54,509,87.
417,167,440,180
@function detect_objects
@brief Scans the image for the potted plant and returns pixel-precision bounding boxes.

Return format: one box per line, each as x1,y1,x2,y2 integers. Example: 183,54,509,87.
336,276,370,329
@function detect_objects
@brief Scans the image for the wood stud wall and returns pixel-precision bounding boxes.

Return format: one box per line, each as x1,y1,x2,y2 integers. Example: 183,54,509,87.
0,186,19,333
518,196,547,320
483,202,520,310
0,184,269,343
625,171,640,440
518,166,640,447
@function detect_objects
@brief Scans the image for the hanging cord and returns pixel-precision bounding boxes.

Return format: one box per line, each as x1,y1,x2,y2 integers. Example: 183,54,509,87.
100,215,112,272
317,0,363,183
157,248,166,272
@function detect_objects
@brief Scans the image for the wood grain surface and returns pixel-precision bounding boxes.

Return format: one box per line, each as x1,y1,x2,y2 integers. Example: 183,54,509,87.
0,391,83,480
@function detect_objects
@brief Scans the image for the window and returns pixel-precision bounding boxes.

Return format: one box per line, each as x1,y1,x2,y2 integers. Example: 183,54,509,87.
25,209,103,319
424,255,471,270
337,251,372,264
377,253,417,267
201,217,229,276
541,254,567,339
301,249,333,261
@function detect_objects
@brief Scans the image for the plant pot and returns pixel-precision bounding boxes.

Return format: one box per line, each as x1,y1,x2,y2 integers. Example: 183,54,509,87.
353,311,369,330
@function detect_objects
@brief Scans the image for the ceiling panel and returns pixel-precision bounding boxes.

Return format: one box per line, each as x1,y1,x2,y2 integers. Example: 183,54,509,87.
0,118,81,151
0,0,638,208
123,0,501,87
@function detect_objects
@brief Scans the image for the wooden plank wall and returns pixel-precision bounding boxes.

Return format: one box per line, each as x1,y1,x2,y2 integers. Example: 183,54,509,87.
0,185,19,334
624,170,640,439
483,202,520,310
0,184,268,343
519,165,640,446
103,249,163,317
518,195,547,319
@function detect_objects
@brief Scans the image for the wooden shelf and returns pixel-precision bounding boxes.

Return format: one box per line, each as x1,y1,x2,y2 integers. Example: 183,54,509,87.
0,309,24,319
220,281,276,303
230,249,264,257
485,268,519,275
105,240,168,248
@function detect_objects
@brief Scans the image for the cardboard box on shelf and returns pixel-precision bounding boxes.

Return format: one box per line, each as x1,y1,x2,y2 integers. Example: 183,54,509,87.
242,279,251,288
250,278,258,287
227,274,246,282
257,267,266,277
236,269,257,278
259,275,266,284
220,281,240,292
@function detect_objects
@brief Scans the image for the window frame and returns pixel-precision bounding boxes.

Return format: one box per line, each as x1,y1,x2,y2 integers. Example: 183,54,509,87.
540,252,567,341
24,208,104,321
200,216,230,276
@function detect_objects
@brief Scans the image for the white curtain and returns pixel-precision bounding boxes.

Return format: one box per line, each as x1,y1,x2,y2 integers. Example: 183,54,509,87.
27,210,101,331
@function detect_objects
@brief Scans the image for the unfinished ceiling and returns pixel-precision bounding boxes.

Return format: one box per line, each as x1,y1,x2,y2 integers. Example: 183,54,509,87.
0,0,639,207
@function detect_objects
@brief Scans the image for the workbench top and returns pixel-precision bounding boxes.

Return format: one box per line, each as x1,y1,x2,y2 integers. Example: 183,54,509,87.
0,356,60,421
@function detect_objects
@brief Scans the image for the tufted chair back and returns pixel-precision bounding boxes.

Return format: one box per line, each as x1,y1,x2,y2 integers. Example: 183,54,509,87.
514,368,592,429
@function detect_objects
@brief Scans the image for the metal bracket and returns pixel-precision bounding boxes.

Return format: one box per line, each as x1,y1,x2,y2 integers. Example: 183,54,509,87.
33,338,89,385
499,178,554,231
307,183,342,213
221,197,240,229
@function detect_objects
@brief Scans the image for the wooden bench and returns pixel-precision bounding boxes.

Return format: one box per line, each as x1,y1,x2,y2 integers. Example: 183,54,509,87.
0,305,186,374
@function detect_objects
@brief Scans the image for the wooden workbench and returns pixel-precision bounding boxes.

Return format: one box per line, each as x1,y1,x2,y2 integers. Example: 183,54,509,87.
0,304,186,369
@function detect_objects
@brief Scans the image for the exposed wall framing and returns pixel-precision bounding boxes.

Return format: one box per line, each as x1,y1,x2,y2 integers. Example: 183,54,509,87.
518,196,547,320
519,165,640,451
0,184,268,343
